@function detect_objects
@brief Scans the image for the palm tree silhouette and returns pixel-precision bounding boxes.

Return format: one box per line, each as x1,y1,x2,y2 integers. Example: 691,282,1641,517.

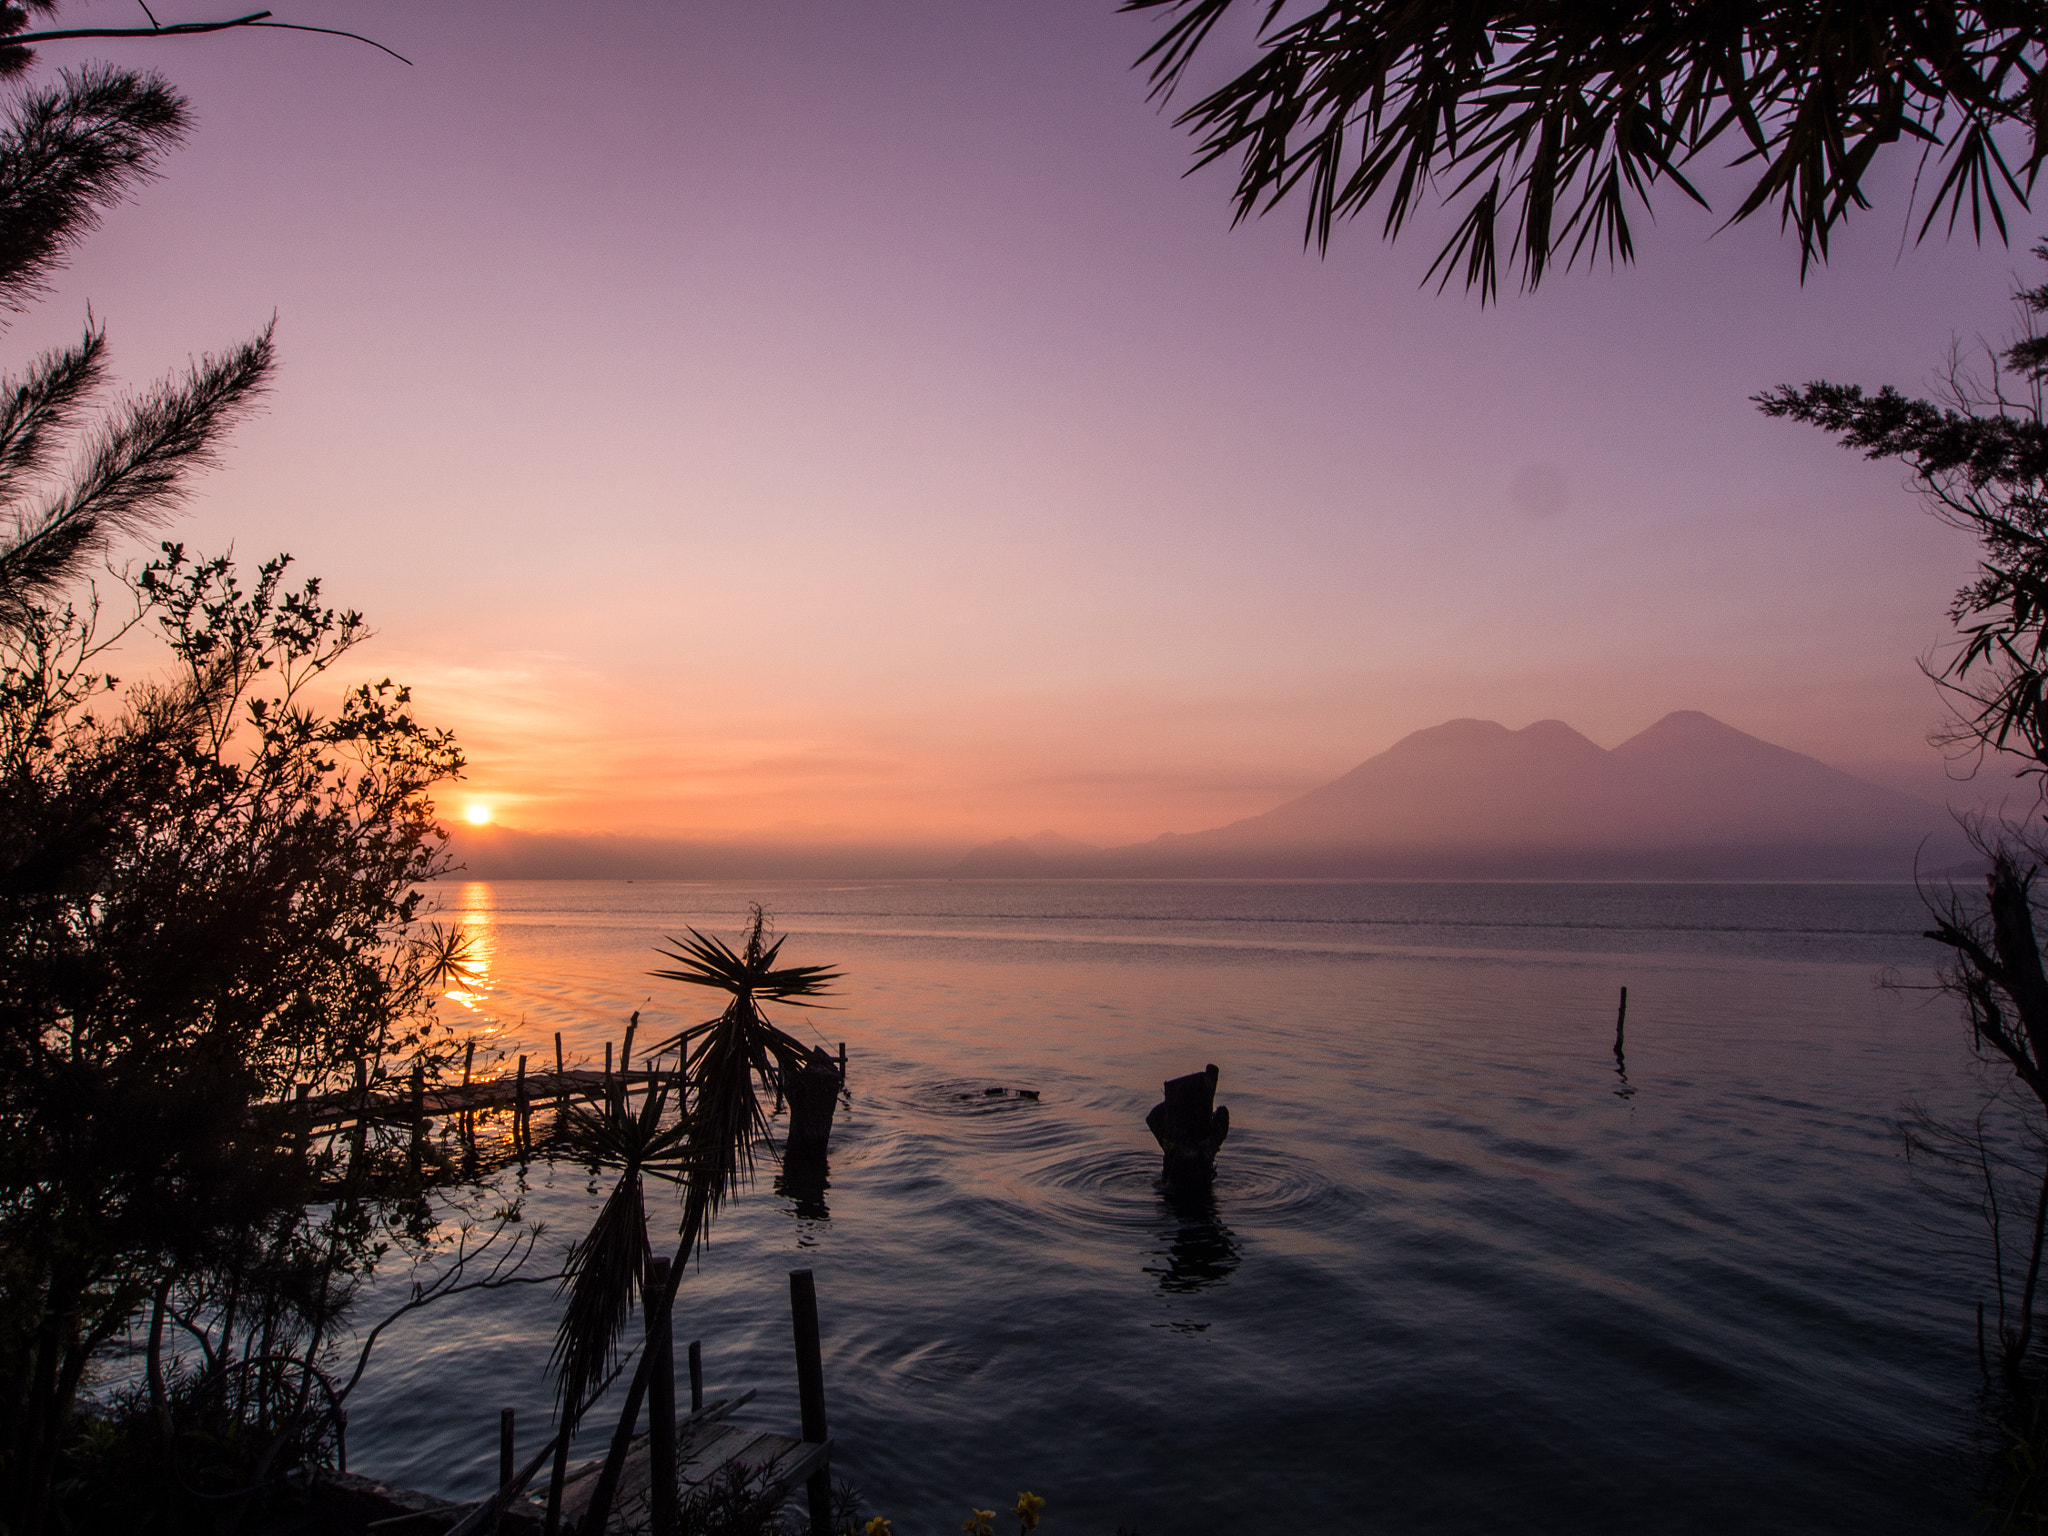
553,906,839,1535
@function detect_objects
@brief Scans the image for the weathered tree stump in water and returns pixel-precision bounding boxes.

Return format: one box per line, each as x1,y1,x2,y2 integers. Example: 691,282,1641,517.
782,1046,842,1175
1146,1063,1230,1183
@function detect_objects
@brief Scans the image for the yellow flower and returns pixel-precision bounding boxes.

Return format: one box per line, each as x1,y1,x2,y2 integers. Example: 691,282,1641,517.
864,1521,893,1536
964,1511,996,1536
1015,1491,1045,1532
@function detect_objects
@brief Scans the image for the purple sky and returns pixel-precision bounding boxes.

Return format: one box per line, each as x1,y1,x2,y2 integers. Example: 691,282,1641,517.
25,1,2043,840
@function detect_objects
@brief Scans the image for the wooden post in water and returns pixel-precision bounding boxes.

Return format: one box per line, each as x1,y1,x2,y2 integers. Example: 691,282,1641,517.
687,1339,703,1413
515,1055,528,1148
497,1408,514,1533
837,1041,847,1081
1611,986,1634,1098
620,1019,637,1116
604,1040,613,1098
409,1059,425,1175
646,1256,678,1536
788,1269,832,1536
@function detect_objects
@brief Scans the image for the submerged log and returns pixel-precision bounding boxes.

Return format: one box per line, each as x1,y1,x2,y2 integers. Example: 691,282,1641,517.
1146,1064,1230,1184
782,1046,842,1175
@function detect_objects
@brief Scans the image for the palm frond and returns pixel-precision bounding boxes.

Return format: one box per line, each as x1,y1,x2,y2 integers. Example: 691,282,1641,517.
1125,0,2048,293
547,1165,649,1429
646,910,837,1240
547,1077,692,1429
647,927,841,1008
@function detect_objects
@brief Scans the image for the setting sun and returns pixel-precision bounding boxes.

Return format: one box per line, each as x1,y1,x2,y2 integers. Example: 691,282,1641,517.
465,803,491,825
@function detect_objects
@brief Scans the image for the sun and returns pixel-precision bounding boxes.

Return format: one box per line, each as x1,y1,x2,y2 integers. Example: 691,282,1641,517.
465,803,492,826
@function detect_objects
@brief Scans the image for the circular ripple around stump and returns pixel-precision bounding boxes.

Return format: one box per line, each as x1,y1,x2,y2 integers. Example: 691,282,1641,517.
1015,1142,1341,1233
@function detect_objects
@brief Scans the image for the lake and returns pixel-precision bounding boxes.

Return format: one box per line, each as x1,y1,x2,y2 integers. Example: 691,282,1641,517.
332,879,1994,1534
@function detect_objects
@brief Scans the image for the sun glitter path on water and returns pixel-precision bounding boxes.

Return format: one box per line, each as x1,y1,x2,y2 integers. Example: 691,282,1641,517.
465,803,491,825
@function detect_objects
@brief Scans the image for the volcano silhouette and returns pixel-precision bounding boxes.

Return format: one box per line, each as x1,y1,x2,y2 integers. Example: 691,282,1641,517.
956,712,1969,879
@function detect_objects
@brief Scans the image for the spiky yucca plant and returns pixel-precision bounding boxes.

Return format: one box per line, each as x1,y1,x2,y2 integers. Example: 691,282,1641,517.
562,908,840,1536
649,904,841,1241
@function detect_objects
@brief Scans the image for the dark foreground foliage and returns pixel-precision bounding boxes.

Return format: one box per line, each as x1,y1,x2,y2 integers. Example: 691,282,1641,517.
1765,248,2048,1522
0,547,497,1534
1128,0,2048,297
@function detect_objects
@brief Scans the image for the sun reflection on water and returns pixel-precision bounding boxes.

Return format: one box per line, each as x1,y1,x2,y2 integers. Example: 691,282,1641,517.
440,881,499,1019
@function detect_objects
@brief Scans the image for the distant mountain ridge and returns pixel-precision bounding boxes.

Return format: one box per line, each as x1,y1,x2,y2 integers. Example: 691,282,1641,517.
953,830,1101,876
953,711,1972,880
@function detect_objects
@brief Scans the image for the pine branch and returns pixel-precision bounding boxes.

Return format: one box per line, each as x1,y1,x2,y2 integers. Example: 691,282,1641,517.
0,322,274,626
0,65,188,316
0,323,105,508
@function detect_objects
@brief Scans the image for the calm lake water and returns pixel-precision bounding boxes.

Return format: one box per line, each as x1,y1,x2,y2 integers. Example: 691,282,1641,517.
332,879,1994,1534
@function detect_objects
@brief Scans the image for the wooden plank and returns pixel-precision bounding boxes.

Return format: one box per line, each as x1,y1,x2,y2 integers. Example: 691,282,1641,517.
675,1424,755,1483
553,1457,601,1492
558,1445,650,1531
266,1067,684,1133
679,1389,756,1429
729,1432,801,1467
764,1438,831,1492
678,1429,829,1501
539,1391,764,1529
531,1388,828,1535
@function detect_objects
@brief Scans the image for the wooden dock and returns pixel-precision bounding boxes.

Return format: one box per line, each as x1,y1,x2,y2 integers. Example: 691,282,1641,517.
273,1067,654,1133
319,1394,824,1535
547,1390,829,1533
271,1037,847,1139
326,1268,840,1536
